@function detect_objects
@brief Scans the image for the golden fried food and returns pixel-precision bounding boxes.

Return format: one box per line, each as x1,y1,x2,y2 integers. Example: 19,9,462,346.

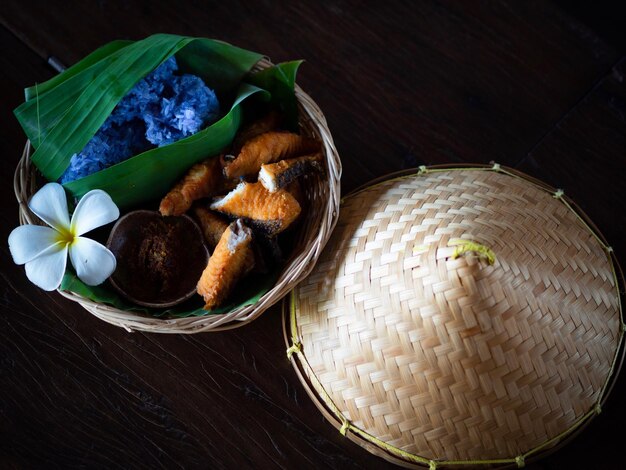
197,219,255,310
230,111,282,155
159,156,235,216
210,181,301,235
192,205,230,252
258,152,323,192
223,131,321,180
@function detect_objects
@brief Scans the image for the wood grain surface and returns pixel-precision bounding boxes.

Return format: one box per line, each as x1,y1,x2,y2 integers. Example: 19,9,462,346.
0,1,624,468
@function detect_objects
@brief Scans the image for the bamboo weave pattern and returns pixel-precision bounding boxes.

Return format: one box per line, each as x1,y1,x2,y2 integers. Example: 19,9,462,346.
291,168,622,465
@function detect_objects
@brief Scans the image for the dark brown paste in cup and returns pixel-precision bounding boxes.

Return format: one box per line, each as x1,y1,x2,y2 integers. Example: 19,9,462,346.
107,211,208,307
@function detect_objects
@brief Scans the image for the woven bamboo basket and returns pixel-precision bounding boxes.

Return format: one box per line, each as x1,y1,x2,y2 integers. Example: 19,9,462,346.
284,164,625,468
14,58,342,333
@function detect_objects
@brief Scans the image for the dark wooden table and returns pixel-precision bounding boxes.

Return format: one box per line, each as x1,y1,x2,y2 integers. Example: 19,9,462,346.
1,1,624,468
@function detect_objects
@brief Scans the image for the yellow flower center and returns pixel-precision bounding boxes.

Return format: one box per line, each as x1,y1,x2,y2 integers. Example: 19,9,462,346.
56,227,76,246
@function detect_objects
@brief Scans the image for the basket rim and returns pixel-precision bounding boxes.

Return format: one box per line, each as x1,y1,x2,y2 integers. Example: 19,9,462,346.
282,164,626,468
14,62,343,333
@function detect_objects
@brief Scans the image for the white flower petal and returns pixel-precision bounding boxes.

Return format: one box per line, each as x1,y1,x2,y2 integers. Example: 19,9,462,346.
70,189,120,236
69,237,116,286
8,225,60,265
24,242,68,291
28,183,70,231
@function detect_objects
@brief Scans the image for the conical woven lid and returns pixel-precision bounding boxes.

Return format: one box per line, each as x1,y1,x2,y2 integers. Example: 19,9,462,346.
287,167,624,467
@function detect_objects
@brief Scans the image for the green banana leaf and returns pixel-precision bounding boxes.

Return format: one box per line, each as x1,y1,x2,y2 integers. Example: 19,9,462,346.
63,82,266,209
14,34,265,209
247,60,303,131
23,40,133,101
15,35,304,318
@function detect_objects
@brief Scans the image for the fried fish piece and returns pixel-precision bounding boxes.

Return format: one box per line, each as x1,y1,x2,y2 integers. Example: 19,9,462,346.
160,156,235,216
197,219,255,310
210,181,301,236
258,153,323,192
230,111,282,155
223,131,321,180
192,205,230,253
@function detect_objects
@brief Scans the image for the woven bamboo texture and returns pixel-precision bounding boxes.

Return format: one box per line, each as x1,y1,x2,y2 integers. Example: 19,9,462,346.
286,166,624,468
14,58,342,333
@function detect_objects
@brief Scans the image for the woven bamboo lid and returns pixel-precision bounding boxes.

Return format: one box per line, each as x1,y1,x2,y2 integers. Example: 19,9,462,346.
285,165,624,468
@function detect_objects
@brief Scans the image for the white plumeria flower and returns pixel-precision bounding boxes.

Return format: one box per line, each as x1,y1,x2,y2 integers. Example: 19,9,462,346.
8,183,119,291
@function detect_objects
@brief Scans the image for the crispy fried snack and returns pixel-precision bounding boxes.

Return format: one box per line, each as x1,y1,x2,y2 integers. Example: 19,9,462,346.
159,156,235,216
210,181,301,236
258,152,323,192
223,131,321,180
197,219,255,310
230,111,282,155
192,205,229,252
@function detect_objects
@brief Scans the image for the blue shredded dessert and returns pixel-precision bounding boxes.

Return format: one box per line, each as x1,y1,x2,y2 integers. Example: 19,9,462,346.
60,57,220,183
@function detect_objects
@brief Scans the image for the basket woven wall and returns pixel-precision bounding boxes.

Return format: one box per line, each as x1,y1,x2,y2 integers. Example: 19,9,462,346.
285,165,624,468
14,58,342,333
